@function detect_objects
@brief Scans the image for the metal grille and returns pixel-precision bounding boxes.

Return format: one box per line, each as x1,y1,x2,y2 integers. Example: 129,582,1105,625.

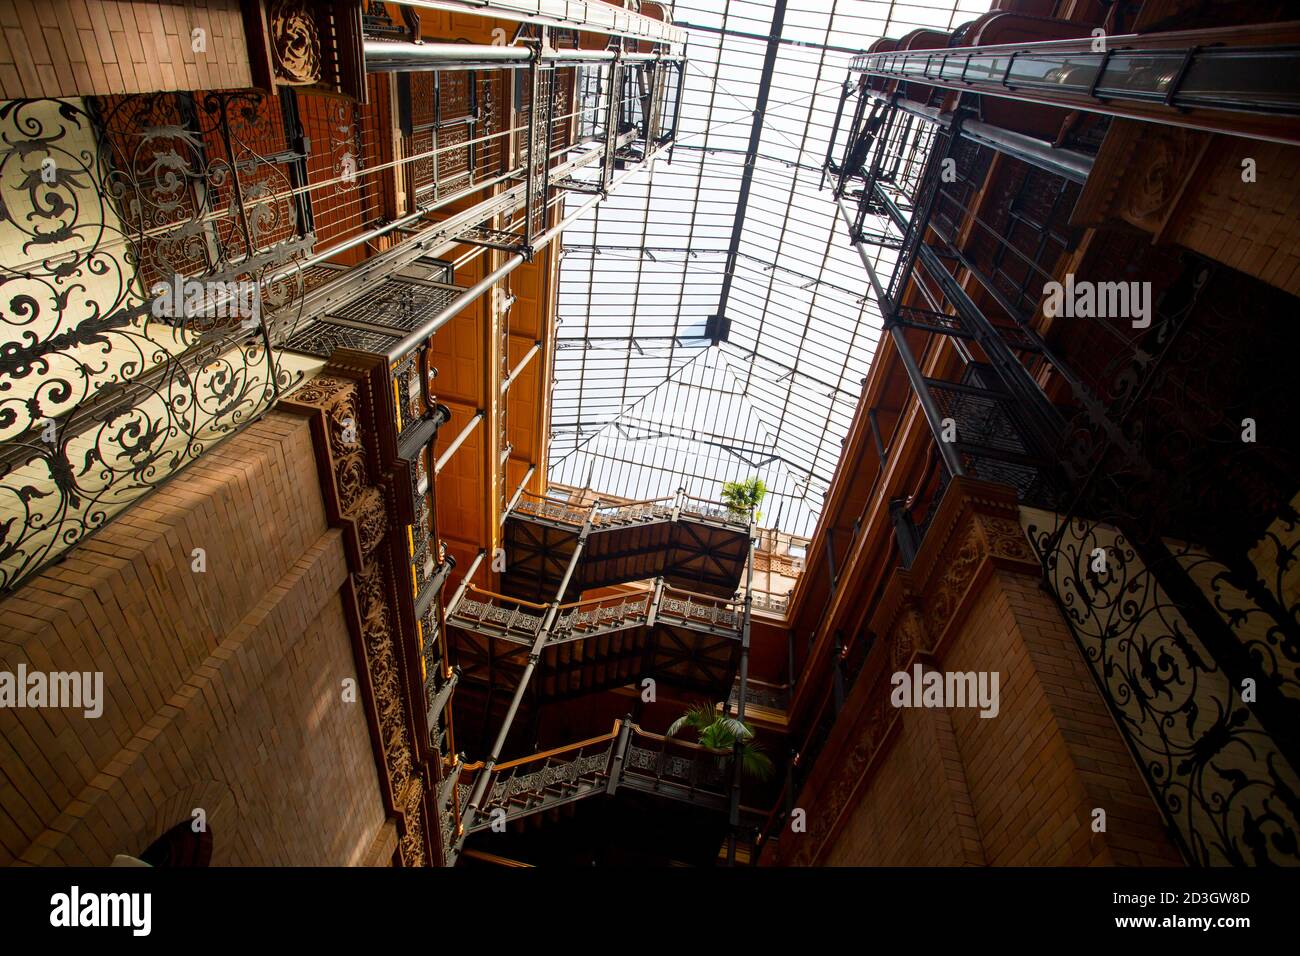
329,277,463,333
282,322,402,357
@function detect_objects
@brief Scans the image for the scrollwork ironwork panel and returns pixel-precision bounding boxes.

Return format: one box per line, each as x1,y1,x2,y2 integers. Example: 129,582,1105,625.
0,93,316,592
1024,508,1300,865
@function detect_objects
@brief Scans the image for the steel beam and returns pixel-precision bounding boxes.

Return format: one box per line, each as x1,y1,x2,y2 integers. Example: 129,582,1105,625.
712,0,789,333
726,525,756,866
879,94,1093,184
435,411,485,474
850,23,1300,146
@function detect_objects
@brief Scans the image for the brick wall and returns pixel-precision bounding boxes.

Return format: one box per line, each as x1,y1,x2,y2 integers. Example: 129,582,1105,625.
1166,137,1300,296
812,564,1180,866
0,411,388,866
823,702,985,866
0,0,252,99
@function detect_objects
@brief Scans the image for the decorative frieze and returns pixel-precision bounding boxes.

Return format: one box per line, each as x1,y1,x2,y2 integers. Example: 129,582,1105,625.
282,361,437,867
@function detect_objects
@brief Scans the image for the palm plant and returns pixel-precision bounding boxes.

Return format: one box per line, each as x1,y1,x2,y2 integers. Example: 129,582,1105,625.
666,702,774,782
721,477,767,522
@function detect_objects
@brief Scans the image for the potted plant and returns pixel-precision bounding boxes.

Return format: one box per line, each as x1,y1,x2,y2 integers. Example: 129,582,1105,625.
720,477,767,522
666,702,774,781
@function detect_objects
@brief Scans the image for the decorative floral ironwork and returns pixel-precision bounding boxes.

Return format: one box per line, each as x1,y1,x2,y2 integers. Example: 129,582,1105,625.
0,93,314,591
551,594,650,641
468,745,614,833
1024,509,1300,865
451,595,546,640
625,743,728,791
270,0,322,85
1020,250,1300,866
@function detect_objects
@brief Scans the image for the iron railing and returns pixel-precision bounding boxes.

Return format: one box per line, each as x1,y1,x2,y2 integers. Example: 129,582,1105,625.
443,720,740,857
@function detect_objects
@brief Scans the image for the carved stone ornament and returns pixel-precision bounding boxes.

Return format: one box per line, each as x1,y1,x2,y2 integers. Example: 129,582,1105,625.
1124,125,1204,232
270,0,322,85
284,369,429,866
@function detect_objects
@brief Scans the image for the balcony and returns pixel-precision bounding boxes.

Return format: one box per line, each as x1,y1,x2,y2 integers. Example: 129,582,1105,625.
441,718,755,863
447,579,745,701
501,490,753,601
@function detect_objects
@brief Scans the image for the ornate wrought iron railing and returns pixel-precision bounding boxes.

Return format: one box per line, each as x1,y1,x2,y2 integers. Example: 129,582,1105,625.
0,92,318,592
592,498,674,527
826,47,1300,865
1024,509,1300,866
750,588,792,614
551,590,653,643
444,719,738,850
658,586,743,636
622,724,732,804
1018,253,1300,866
457,726,619,836
446,585,549,642
511,489,750,533
447,579,744,645
727,678,790,714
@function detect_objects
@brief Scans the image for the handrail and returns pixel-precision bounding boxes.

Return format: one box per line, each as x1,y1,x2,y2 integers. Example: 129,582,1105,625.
449,577,745,647
556,585,652,611
661,584,742,604
463,584,549,611
443,720,760,853
492,720,623,772
628,724,731,757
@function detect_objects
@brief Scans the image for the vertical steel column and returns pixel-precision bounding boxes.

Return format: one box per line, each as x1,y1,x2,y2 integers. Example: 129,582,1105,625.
434,410,485,474
601,47,624,191
522,38,543,250
446,549,487,621
501,464,536,526
605,717,633,795
726,522,756,866
867,407,889,462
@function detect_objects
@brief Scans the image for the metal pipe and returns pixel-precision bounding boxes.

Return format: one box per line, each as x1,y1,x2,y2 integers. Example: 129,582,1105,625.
883,95,1093,184
867,407,889,463
726,525,757,865
428,667,459,728
364,38,683,72
447,549,486,613
501,342,543,394
837,199,966,479
501,465,536,526
365,39,530,71
434,411,485,474
962,119,1092,184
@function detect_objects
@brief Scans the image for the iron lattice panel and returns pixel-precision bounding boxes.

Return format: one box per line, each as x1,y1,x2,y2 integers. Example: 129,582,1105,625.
929,380,1032,460
282,321,402,357
456,222,523,250
328,277,463,333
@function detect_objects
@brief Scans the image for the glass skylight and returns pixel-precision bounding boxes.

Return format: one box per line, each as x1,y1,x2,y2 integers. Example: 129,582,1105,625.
551,0,986,536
